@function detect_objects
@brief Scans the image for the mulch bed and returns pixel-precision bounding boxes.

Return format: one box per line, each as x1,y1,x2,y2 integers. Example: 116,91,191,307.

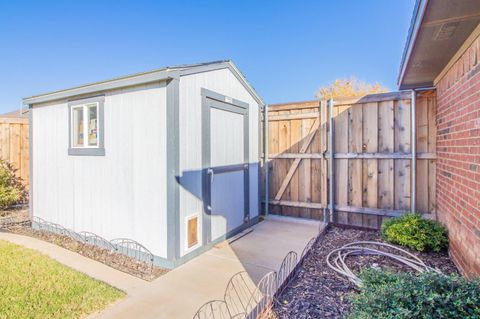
0,209,168,281
272,225,458,319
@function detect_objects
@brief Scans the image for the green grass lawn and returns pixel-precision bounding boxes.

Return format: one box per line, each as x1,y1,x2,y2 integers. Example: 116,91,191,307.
0,240,125,319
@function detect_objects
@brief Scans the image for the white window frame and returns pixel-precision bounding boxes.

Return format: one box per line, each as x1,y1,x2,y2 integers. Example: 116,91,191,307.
68,96,105,156
70,102,100,149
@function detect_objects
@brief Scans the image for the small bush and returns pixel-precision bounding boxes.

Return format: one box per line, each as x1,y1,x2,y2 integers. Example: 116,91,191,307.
349,269,480,319
0,160,24,208
381,213,448,252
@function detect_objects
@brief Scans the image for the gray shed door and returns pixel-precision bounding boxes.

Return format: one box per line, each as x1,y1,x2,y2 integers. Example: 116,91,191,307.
202,89,250,244
210,107,246,241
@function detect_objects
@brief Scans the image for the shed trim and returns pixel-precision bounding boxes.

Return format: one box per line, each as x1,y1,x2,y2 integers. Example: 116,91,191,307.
23,61,265,107
166,76,180,261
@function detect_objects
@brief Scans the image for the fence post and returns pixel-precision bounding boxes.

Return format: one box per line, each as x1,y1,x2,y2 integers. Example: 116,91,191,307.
264,104,269,216
328,98,334,223
411,90,416,213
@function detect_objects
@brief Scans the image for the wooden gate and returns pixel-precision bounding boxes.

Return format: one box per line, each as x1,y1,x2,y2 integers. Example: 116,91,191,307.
264,91,436,229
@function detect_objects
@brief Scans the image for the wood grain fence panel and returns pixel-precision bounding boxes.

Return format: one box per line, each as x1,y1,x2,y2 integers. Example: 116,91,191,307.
265,92,436,228
0,117,29,188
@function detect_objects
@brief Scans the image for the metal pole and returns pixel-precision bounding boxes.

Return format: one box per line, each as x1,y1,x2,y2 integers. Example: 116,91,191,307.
411,90,416,213
328,98,334,223
264,104,269,217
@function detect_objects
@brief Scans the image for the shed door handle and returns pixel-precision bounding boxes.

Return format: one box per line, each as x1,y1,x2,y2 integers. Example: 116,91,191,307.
207,168,214,184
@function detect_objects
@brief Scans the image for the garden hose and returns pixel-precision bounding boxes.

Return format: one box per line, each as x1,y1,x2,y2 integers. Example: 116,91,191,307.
326,241,442,287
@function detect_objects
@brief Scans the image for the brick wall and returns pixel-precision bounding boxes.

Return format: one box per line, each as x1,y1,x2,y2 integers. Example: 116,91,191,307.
436,32,480,278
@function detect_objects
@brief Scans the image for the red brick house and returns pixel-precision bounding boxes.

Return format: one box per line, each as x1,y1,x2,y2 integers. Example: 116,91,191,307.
399,0,480,277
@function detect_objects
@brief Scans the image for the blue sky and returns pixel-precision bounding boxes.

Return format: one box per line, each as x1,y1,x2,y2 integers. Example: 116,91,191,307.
0,0,415,113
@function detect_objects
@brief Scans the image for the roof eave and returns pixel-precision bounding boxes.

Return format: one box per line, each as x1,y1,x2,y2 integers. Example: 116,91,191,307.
23,69,176,105
397,0,430,88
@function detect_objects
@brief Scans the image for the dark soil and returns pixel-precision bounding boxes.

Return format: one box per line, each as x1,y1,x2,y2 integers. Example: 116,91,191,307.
0,209,168,281
272,225,458,319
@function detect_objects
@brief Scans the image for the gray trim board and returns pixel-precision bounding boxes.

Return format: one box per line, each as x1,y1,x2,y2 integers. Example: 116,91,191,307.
202,88,250,244
211,163,248,174
201,88,249,109
23,60,265,107
28,105,33,221
25,74,173,105
166,76,180,261
67,96,105,156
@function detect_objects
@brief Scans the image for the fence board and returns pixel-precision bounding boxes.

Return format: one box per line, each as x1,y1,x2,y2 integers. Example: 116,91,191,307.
0,117,29,188
265,92,436,228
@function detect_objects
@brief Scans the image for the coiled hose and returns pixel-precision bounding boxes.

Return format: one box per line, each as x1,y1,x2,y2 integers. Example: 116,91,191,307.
326,241,441,287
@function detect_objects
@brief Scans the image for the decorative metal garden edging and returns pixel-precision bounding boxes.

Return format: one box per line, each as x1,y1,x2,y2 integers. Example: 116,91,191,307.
30,217,155,280
193,234,320,319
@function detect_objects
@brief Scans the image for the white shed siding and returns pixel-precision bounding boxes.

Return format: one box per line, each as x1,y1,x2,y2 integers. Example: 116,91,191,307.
32,82,169,257
178,68,260,257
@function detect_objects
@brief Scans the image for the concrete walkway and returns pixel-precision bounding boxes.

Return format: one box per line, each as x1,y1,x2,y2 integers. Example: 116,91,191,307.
92,216,324,319
1,216,324,319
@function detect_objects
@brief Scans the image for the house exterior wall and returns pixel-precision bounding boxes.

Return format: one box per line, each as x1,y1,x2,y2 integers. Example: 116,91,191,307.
31,81,169,258
178,67,261,258
435,31,480,278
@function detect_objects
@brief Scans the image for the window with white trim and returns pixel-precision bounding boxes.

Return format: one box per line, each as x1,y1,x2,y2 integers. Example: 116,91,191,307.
68,96,104,156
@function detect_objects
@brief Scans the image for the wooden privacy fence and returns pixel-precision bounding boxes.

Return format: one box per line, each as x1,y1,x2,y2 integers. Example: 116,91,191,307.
263,91,436,229
0,117,29,187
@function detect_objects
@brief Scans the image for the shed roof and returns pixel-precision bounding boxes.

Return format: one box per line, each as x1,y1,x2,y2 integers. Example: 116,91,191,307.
398,0,480,89
23,60,264,106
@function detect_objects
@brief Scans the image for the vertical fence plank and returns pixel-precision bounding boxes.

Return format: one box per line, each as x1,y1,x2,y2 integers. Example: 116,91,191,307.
362,102,379,228
394,99,411,211
378,100,395,225
299,111,313,218
348,105,363,226
289,118,302,217
335,105,349,224
277,110,291,215
416,96,429,214
427,96,437,217
310,105,322,220
268,114,279,213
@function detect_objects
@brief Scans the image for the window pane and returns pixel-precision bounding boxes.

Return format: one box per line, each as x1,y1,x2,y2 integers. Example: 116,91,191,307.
73,107,84,147
87,104,98,146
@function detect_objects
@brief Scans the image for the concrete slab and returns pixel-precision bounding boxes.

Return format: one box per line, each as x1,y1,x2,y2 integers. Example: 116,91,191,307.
91,216,324,319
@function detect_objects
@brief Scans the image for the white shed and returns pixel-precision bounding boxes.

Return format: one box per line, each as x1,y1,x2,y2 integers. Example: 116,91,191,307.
23,61,264,268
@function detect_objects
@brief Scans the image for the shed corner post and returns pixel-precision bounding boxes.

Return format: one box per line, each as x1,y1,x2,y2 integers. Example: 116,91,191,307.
28,103,33,222
264,104,269,217
166,73,181,263
328,98,335,223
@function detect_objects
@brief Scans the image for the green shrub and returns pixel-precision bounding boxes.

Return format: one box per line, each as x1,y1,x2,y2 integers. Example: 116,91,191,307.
349,269,480,319
381,213,448,252
0,160,23,208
